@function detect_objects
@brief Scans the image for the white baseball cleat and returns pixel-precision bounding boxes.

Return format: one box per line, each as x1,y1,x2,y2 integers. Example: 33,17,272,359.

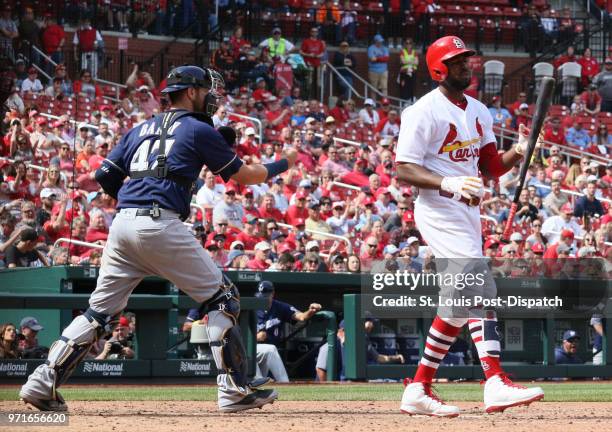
400,379,460,418
484,373,544,413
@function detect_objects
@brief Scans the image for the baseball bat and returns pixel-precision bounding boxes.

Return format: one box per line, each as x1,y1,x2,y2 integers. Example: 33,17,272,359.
502,77,556,241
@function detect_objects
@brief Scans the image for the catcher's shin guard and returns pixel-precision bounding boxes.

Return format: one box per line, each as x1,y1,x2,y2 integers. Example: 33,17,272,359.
47,309,119,391
202,277,250,393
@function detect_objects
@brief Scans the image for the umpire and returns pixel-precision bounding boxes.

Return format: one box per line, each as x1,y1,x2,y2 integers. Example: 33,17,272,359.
19,66,297,413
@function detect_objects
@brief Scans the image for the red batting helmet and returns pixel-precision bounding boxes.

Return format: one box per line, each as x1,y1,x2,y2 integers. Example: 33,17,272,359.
426,36,475,81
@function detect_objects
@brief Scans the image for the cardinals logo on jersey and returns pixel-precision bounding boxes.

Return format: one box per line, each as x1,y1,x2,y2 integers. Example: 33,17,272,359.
438,122,480,162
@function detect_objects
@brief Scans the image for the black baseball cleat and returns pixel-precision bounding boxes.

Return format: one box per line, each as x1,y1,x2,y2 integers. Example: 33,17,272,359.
19,390,68,412
219,389,278,413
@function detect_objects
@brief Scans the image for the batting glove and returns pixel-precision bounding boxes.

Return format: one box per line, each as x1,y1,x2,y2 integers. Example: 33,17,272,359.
515,123,544,155
441,176,484,200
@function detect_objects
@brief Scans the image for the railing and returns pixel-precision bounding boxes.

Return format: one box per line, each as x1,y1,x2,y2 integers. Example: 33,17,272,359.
0,156,69,183
53,238,104,250
229,113,264,144
321,62,409,110
39,113,99,131
273,221,353,252
493,125,610,167
534,183,612,204
331,181,361,192
93,77,128,101
480,215,498,224
31,63,51,83
314,132,362,148
320,61,362,102
550,230,612,247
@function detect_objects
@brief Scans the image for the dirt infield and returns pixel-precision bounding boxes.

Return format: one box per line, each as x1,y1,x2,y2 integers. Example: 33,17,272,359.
1,400,611,432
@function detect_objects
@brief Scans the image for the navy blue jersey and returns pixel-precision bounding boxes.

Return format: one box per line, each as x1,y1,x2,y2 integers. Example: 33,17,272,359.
256,299,298,346
554,347,582,364
108,110,242,218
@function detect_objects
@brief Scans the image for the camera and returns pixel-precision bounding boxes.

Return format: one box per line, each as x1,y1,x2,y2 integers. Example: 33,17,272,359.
109,340,124,354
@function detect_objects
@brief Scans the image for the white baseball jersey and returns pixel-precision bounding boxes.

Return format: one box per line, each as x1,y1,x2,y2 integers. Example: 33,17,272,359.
395,88,497,258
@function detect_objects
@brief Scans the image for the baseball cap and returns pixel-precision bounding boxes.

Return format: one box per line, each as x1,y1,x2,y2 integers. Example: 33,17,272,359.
305,117,316,125
86,191,101,203
375,187,390,198
28,67,37,74
270,230,286,241
243,187,254,197
118,316,130,328
383,244,399,255
402,211,415,223
272,27,281,34
20,316,43,331
333,201,345,209
406,236,419,245
605,58,612,64
230,240,244,249
531,243,544,254
225,249,245,267
484,239,499,250
36,116,47,125
492,95,500,103
294,218,306,227
137,85,149,92
400,186,412,196
560,229,574,239
244,127,256,136
308,201,320,210
224,184,237,194
306,240,320,251
364,98,375,106
519,103,529,110
255,281,275,298
299,179,312,188
561,203,573,214
243,214,258,225
295,191,308,200
40,188,57,199
563,330,579,341
325,116,335,124
204,239,218,249
277,242,293,254
254,241,272,251
373,34,384,43
363,196,376,206
381,97,390,105
510,232,524,242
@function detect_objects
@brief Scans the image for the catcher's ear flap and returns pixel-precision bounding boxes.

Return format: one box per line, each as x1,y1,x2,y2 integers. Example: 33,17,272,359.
217,126,236,148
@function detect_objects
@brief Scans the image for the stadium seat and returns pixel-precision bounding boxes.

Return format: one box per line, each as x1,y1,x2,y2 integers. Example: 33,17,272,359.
484,6,503,17
502,7,522,18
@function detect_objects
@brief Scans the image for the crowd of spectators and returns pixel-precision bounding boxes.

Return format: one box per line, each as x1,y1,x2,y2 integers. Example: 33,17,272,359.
1,0,611,278
0,314,136,359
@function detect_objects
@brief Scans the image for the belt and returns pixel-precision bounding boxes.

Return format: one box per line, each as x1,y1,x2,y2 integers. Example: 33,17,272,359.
439,190,481,207
119,207,179,219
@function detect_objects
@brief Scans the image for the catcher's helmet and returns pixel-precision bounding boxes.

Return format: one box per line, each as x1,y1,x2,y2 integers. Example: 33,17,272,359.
161,65,225,116
426,36,475,82
255,281,275,298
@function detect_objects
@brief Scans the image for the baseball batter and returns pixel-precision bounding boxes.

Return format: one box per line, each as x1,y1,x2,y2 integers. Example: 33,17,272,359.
19,66,297,413
395,36,544,417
